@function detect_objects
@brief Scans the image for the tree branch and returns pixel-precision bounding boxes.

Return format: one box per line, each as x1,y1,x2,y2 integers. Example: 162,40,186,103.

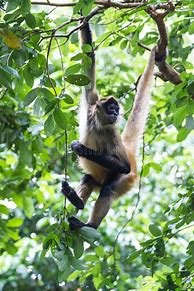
31,0,145,9
146,1,182,85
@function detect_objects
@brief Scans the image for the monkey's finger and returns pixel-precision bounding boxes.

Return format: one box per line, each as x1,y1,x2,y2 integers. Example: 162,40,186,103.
71,140,80,151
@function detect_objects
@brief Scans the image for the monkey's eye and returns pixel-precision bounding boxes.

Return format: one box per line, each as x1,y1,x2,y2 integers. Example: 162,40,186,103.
108,104,115,111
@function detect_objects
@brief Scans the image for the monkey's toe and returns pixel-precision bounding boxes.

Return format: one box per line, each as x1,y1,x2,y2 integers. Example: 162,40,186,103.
61,181,84,210
68,216,86,230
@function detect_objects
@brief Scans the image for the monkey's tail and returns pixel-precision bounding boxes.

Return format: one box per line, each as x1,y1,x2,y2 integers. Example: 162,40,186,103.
121,48,156,155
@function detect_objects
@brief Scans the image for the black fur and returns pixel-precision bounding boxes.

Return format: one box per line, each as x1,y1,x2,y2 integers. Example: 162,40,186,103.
68,216,95,230
71,141,131,174
61,181,84,209
155,51,167,62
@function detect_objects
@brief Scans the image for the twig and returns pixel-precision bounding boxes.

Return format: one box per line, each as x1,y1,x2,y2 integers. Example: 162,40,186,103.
138,42,151,51
46,32,57,95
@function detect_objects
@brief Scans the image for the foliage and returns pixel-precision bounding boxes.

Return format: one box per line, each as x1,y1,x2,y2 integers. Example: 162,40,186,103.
0,0,194,290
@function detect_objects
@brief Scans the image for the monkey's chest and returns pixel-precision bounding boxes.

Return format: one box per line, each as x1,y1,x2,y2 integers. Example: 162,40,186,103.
79,134,115,185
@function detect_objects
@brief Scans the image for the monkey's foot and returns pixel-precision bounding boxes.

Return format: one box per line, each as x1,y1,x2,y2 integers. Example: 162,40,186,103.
68,216,86,230
61,181,84,210
68,216,95,230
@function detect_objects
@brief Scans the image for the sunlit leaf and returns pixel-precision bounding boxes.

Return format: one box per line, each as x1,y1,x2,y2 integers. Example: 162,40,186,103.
65,74,90,86
149,224,162,237
7,217,23,227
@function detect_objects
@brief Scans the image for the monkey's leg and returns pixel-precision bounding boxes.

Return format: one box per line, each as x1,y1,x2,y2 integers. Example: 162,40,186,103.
76,174,96,204
71,141,130,174
87,174,138,228
68,174,138,230
61,174,95,210
70,181,116,230
87,183,114,228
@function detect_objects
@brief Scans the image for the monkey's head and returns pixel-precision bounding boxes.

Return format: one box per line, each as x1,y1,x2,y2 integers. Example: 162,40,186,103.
95,96,120,127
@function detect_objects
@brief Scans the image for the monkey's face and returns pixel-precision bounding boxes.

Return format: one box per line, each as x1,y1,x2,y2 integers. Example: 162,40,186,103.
96,96,120,126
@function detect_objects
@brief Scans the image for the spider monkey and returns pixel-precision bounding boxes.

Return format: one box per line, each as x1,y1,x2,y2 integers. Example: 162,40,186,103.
62,21,156,230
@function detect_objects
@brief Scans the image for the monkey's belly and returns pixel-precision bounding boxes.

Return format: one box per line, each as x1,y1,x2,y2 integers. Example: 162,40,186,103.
79,158,110,185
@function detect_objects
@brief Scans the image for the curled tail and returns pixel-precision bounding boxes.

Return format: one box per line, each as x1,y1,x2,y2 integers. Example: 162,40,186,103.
122,48,156,154
80,22,98,105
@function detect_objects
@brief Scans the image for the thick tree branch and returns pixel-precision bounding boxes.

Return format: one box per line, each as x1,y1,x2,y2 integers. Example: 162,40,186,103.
146,2,182,85
31,0,144,9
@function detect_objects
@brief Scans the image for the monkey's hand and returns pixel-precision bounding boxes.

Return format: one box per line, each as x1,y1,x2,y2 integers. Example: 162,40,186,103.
61,181,84,210
71,140,84,156
68,216,95,230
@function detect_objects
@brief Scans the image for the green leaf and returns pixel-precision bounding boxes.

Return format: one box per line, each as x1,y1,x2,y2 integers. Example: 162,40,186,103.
73,237,84,259
23,197,34,219
95,246,105,258
142,164,150,177
41,88,55,100
149,224,162,237
155,238,165,257
44,114,55,136
53,108,67,130
65,64,81,76
62,94,74,104
177,127,191,142
53,249,64,260
42,233,54,250
128,250,142,261
44,100,57,115
25,14,36,28
120,39,128,50
79,226,101,241
40,249,48,259
69,255,85,270
58,266,71,283
0,64,20,79
67,270,81,282
57,255,69,271
185,115,194,130
6,0,19,12
173,106,187,128
23,66,34,87
82,0,94,16
84,254,98,262
0,204,9,215
7,217,23,227
82,44,92,53
73,0,94,16
24,87,40,106
71,53,86,62
188,22,194,34
0,22,7,28
149,163,162,172
19,140,32,166
0,68,11,88
187,80,194,95
20,0,31,14
6,242,18,255
66,74,90,86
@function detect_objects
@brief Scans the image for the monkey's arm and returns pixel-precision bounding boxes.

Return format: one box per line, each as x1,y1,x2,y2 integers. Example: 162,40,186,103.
71,141,130,174
80,22,99,105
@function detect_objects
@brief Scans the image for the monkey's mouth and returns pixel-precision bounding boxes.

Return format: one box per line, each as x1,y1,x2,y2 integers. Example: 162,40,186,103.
109,115,117,123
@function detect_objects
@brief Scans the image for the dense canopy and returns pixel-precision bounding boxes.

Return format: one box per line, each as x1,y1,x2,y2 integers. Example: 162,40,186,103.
0,0,194,290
